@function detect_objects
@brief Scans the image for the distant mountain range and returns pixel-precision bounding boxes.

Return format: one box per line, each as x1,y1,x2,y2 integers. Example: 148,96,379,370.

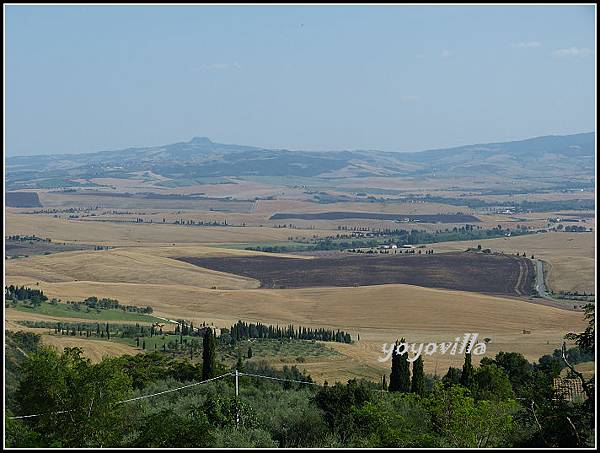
6,132,595,190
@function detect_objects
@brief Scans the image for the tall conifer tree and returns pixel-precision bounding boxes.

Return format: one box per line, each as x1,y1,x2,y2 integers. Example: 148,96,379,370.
411,356,425,395
202,328,216,380
398,338,411,392
460,352,474,387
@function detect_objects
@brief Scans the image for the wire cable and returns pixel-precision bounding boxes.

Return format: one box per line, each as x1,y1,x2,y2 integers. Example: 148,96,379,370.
9,370,327,419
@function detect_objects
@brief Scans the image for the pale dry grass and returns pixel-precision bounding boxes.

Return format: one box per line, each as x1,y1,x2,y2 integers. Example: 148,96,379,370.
40,335,138,362
4,244,316,289
253,199,476,215
5,248,259,289
5,210,332,246
5,322,138,363
4,277,585,381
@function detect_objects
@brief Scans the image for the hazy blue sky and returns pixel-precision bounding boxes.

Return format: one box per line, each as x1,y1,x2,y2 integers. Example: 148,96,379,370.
5,5,596,156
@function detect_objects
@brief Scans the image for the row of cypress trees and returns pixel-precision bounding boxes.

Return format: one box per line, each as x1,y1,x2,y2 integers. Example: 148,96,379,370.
387,338,475,395
229,320,352,343
387,338,425,395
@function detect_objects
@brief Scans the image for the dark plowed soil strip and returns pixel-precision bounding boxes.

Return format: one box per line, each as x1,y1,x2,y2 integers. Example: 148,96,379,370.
175,252,533,296
6,192,42,208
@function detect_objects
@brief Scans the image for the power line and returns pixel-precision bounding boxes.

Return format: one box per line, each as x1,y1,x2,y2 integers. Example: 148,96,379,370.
8,409,73,420
7,370,322,420
8,372,233,420
116,372,233,404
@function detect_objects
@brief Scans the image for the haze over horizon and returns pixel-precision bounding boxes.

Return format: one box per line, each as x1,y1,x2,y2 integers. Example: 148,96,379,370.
5,5,596,157
4,131,596,159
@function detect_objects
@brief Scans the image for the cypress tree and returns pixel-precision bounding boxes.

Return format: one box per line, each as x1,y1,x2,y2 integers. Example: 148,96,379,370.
443,367,462,386
411,356,425,395
236,354,244,372
389,341,401,392
247,346,253,359
460,352,474,387
202,327,216,380
398,339,411,392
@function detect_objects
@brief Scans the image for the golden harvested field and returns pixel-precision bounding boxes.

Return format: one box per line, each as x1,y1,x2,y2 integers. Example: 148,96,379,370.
430,232,595,293
4,320,138,362
4,269,586,382
85,177,309,199
4,210,332,246
40,334,138,362
5,244,317,289
573,361,596,379
6,248,259,289
253,199,477,215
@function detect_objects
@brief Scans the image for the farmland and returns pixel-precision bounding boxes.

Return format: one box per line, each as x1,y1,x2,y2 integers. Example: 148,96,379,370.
269,212,481,223
430,231,595,294
3,156,594,385
176,252,534,296
5,192,42,208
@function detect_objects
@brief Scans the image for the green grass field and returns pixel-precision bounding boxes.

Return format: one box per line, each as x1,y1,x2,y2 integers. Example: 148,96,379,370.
209,240,310,251
11,301,163,323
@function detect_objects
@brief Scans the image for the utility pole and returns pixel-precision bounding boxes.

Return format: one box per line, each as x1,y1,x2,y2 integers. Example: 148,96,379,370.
235,368,240,429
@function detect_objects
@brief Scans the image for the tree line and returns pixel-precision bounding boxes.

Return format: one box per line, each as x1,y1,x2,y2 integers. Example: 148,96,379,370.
68,296,154,314
228,320,352,344
5,286,48,305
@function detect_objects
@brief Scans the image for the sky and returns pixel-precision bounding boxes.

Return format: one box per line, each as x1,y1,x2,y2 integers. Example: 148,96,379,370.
4,4,596,156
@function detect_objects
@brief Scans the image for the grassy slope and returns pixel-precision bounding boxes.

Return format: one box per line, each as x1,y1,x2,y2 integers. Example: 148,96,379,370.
11,301,164,323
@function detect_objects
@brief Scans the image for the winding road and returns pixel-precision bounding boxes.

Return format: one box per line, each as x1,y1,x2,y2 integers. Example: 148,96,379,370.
533,259,587,310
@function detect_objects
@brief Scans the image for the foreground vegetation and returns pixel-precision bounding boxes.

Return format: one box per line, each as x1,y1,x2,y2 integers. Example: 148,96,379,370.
5,305,594,448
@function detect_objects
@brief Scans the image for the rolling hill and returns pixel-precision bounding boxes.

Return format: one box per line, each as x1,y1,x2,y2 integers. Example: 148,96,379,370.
6,132,595,190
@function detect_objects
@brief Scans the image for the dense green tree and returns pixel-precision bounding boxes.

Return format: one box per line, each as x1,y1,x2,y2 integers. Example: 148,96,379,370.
460,352,474,387
442,367,462,387
516,371,593,447
236,354,244,372
483,352,532,396
15,347,132,447
315,379,372,443
388,340,411,392
388,342,401,392
351,393,436,447
4,410,41,448
425,383,517,447
411,356,425,395
565,303,595,353
202,328,217,380
398,343,411,393
472,364,515,401
535,354,563,378
130,407,213,447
